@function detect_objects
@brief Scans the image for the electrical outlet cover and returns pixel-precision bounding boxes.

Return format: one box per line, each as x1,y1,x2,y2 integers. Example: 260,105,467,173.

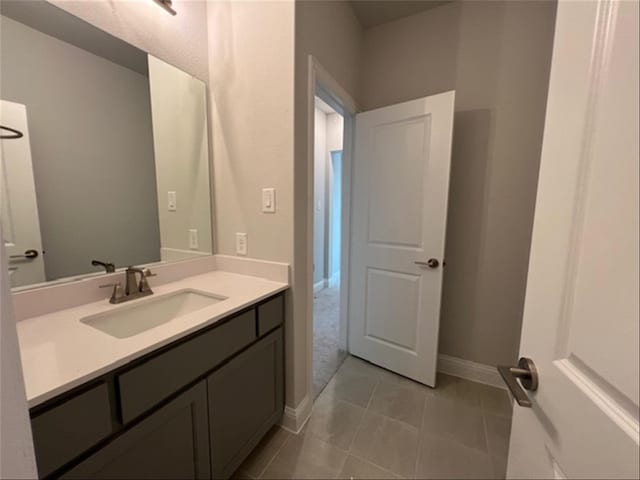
189,229,198,249
168,191,177,211
236,232,248,256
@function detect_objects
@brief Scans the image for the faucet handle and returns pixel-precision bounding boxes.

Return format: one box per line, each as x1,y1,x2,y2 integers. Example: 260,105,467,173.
143,268,157,278
99,282,124,304
138,269,155,293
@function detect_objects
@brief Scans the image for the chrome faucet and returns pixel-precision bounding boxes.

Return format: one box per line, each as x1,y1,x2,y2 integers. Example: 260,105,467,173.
100,266,156,304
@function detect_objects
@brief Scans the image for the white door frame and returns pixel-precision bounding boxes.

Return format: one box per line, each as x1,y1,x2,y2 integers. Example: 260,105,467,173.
305,55,358,403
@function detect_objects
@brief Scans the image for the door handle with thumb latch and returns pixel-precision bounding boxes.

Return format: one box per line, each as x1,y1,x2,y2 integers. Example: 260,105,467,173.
497,357,538,408
10,249,39,260
415,258,440,269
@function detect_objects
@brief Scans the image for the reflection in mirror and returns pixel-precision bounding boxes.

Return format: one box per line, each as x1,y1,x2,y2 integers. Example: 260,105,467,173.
148,55,213,263
0,0,213,289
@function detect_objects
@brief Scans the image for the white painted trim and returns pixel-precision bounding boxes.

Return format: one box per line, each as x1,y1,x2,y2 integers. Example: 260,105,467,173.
280,395,312,434
311,58,359,116
328,271,340,289
306,55,358,407
437,354,506,389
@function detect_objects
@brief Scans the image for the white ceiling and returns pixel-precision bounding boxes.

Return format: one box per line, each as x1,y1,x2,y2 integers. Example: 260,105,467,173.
349,0,451,29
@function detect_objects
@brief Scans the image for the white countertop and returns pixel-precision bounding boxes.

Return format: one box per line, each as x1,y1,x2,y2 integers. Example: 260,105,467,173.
17,270,288,408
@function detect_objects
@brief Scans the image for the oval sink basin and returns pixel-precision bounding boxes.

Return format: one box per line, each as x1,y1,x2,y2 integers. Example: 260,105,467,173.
81,289,228,339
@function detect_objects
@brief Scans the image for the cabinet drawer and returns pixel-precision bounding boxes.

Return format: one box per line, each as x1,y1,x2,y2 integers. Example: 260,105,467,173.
257,295,284,337
32,383,112,478
62,381,210,480
118,310,256,423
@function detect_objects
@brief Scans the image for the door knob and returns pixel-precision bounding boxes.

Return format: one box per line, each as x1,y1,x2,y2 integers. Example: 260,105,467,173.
497,357,538,408
415,258,440,269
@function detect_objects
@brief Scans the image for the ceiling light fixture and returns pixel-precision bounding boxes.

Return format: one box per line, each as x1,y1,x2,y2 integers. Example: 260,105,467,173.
153,0,176,16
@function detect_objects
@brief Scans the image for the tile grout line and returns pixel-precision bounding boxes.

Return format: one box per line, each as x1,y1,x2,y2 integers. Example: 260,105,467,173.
300,359,375,479
347,451,404,479
364,376,380,411
343,376,380,456
349,376,426,479
256,430,293,479
318,362,429,478
412,392,429,480
480,396,500,479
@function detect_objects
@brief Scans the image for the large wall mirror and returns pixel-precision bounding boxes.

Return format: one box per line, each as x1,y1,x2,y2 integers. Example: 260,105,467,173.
0,0,213,289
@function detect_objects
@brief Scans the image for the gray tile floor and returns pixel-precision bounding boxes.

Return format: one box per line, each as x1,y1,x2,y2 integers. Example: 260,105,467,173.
236,356,513,479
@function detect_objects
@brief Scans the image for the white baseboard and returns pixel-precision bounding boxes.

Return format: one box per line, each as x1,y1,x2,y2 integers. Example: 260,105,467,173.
280,395,312,434
313,280,327,294
328,271,340,288
437,354,506,390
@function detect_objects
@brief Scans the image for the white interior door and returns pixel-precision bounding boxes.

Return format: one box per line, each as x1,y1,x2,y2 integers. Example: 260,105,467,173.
506,1,639,478
0,100,46,287
348,92,454,386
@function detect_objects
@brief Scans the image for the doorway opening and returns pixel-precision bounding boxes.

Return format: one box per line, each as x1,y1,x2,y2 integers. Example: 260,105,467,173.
312,95,347,398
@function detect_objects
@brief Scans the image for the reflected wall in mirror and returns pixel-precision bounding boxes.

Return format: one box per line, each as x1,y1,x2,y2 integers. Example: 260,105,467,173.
0,0,213,289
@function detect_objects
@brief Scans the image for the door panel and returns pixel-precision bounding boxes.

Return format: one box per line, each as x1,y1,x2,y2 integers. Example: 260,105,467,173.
208,328,284,479
349,92,455,386
0,100,46,286
368,118,428,248
507,1,639,478
365,268,420,351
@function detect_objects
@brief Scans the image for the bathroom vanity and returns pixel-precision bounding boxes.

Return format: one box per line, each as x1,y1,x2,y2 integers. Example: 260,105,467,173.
16,267,288,480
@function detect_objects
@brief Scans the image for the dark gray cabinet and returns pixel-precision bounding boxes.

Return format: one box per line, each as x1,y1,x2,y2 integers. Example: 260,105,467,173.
62,381,211,480
117,310,256,423
31,383,113,478
208,328,283,479
30,293,285,480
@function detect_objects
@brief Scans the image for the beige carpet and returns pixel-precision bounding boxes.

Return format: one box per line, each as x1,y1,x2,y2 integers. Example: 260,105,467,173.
313,285,347,398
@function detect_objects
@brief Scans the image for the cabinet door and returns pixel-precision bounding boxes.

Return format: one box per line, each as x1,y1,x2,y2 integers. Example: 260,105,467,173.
63,381,210,480
208,328,284,479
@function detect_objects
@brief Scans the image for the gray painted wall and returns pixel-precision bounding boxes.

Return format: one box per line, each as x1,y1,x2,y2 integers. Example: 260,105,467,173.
360,1,557,366
208,0,296,407
1,15,161,280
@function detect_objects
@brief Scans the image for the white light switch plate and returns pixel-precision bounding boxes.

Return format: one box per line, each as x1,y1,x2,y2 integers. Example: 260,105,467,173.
262,188,276,213
168,191,177,211
236,233,248,256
